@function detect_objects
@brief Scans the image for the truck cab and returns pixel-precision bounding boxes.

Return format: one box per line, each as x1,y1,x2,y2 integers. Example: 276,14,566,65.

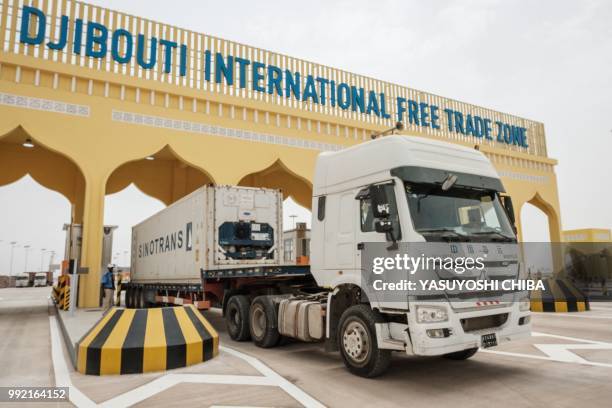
15,276,29,288
309,135,530,376
34,273,48,287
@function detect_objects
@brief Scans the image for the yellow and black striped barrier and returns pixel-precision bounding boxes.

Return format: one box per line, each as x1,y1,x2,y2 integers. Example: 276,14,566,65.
52,285,60,302
53,275,70,309
62,286,70,311
530,278,589,312
76,305,219,375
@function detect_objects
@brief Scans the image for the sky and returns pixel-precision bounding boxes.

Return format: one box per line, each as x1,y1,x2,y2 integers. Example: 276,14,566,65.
1,0,611,274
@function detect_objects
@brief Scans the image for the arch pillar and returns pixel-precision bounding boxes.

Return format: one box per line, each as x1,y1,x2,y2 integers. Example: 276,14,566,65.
520,193,564,274
515,208,524,243
77,173,106,308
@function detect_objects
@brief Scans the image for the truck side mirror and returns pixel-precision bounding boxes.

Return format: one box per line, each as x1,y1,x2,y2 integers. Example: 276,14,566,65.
501,195,516,225
369,185,390,218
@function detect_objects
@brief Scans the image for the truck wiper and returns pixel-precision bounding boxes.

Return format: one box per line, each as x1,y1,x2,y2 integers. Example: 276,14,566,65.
470,231,515,242
417,228,469,241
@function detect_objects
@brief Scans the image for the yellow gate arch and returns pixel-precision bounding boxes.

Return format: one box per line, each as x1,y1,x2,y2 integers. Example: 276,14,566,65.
0,0,562,307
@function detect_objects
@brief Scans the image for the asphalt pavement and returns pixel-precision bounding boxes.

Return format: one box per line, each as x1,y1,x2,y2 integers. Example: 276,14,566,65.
1,287,611,408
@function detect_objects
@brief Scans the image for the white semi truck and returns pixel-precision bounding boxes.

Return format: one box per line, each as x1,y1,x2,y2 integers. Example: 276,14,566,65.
127,134,531,377
14,275,29,288
33,273,48,287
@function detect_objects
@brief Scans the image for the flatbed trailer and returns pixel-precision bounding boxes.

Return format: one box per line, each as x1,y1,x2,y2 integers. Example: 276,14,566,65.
124,259,314,309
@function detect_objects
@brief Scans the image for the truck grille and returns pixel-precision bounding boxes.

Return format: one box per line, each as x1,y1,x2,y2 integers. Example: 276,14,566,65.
460,313,508,332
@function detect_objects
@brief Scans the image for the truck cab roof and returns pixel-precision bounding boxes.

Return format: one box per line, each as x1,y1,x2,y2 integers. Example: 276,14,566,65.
313,135,503,195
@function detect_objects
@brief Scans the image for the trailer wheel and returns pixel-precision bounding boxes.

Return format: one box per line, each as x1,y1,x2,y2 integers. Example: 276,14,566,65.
138,287,146,309
337,304,391,378
249,296,281,348
226,295,251,341
125,286,133,308
134,287,143,309
443,348,478,360
142,287,154,308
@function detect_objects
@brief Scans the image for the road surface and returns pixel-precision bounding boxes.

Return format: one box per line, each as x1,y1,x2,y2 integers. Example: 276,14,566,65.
1,287,612,407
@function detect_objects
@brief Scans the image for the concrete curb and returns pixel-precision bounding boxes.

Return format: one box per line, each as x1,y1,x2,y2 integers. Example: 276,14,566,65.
50,299,77,368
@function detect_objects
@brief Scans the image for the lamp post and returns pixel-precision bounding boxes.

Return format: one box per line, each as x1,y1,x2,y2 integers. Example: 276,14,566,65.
48,251,56,271
23,245,32,273
40,248,47,271
9,241,18,276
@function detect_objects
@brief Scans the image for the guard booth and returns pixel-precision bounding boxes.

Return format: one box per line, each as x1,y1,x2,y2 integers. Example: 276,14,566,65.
283,222,311,265
62,224,117,306
62,224,118,274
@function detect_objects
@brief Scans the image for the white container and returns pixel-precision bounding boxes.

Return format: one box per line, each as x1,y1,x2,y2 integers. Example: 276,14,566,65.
130,186,283,284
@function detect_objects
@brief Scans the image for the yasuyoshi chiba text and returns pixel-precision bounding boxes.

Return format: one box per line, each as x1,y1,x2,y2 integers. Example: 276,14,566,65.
372,279,544,292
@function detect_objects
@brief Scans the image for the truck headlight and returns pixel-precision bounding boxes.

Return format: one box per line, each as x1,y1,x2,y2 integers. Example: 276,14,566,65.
519,297,531,312
416,305,448,323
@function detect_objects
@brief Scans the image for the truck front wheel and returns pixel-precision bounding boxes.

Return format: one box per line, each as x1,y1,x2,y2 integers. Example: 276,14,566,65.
249,296,281,348
443,348,478,360
226,295,251,341
337,305,391,378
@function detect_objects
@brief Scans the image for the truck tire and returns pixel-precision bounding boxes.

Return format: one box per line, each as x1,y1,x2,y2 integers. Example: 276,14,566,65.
131,286,145,309
226,295,251,341
443,348,478,360
125,287,131,308
337,304,391,378
126,286,134,308
142,287,154,308
249,296,281,348
134,287,143,309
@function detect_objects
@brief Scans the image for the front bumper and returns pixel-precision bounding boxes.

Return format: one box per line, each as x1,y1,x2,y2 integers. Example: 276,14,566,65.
376,303,531,355
408,303,531,356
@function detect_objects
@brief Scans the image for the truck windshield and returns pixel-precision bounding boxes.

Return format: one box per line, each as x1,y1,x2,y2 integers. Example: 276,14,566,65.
405,183,516,242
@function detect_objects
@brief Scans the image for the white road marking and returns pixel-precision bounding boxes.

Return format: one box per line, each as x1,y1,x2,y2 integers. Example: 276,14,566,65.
49,316,98,408
535,313,612,320
588,305,612,311
99,374,276,408
49,315,325,408
531,331,604,344
482,331,612,368
221,346,325,408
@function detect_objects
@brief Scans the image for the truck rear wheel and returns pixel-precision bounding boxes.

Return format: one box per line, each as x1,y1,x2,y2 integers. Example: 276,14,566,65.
226,295,251,341
443,348,478,360
249,296,280,348
126,286,134,308
338,305,391,378
135,287,144,309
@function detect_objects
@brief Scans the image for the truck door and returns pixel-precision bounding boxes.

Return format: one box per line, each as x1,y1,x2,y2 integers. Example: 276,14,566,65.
355,183,402,270
323,192,356,272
